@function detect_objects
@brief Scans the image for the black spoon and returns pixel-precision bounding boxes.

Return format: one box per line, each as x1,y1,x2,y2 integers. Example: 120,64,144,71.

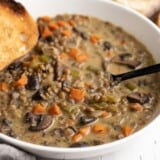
109,63,160,85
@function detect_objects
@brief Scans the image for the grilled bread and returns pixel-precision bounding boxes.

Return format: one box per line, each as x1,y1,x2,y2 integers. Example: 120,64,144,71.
0,0,38,70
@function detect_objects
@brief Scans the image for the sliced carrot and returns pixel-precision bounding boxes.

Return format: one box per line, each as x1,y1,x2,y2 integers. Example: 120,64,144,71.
70,88,85,102
14,74,28,87
130,103,143,112
57,20,68,27
48,104,62,116
41,26,53,38
75,53,88,62
68,20,75,27
68,48,80,59
68,48,88,62
71,133,83,142
122,125,133,137
60,53,68,59
48,22,59,31
0,82,9,91
32,104,46,114
79,126,91,136
90,35,101,44
100,111,112,118
92,124,107,134
40,16,51,22
61,30,72,37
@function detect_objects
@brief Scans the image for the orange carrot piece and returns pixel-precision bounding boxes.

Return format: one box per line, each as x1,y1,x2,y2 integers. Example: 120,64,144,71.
32,104,46,114
71,133,83,142
14,74,28,87
48,105,62,116
57,20,68,27
0,82,9,91
130,103,143,112
92,124,107,134
68,48,79,59
68,20,75,27
40,16,51,22
90,35,101,44
48,22,59,31
122,126,133,137
60,53,68,59
42,26,53,38
70,88,85,102
75,53,88,62
100,111,112,118
61,30,72,37
79,126,91,136
68,48,88,62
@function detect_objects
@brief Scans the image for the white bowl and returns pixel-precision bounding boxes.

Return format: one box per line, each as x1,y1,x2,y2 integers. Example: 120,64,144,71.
0,0,160,159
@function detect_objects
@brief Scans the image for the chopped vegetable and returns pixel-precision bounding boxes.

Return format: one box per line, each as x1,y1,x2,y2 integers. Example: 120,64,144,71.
40,55,50,63
70,88,85,102
48,22,59,31
32,104,46,114
48,105,62,116
125,82,137,91
92,124,107,134
68,48,80,59
68,20,75,27
122,125,133,137
71,133,83,142
42,26,53,38
79,126,91,136
14,74,28,87
0,82,9,91
90,35,101,44
68,48,88,62
76,53,88,62
61,30,72,37
130,103,143,112
57,20,68,27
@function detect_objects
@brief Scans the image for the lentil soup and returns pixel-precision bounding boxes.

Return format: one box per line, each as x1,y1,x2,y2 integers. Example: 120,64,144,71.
0,14,159,147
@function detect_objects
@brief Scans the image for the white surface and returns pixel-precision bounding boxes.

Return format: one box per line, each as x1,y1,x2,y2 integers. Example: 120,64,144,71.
0,0,160,159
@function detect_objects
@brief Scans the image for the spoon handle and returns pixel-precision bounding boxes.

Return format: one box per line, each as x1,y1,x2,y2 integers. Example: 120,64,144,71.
112,63,160,82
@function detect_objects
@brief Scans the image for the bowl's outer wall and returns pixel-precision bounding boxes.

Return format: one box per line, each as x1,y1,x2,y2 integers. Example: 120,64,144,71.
0,0,160,159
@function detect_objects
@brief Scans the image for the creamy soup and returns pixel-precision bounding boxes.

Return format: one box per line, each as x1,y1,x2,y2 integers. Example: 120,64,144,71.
0,14,159,147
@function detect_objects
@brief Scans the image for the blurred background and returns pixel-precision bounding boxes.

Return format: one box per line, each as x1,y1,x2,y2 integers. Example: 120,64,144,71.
113,0,160,27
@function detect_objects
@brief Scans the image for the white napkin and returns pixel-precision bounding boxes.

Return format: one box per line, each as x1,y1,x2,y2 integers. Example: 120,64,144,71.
0,144,36,160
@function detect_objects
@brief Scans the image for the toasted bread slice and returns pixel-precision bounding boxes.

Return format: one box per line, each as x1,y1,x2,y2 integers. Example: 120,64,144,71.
113,0,160,17
0,0,38,70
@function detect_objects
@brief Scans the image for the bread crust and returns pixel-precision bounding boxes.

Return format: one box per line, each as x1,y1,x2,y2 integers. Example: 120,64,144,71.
0,0,38,70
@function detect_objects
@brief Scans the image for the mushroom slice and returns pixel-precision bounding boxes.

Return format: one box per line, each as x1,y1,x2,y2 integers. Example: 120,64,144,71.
25,112,54,131
79,116,98,125
111,53,141,69
127,92,150,104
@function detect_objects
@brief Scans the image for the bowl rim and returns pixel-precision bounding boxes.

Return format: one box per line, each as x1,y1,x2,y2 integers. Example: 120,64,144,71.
0,0,160,153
